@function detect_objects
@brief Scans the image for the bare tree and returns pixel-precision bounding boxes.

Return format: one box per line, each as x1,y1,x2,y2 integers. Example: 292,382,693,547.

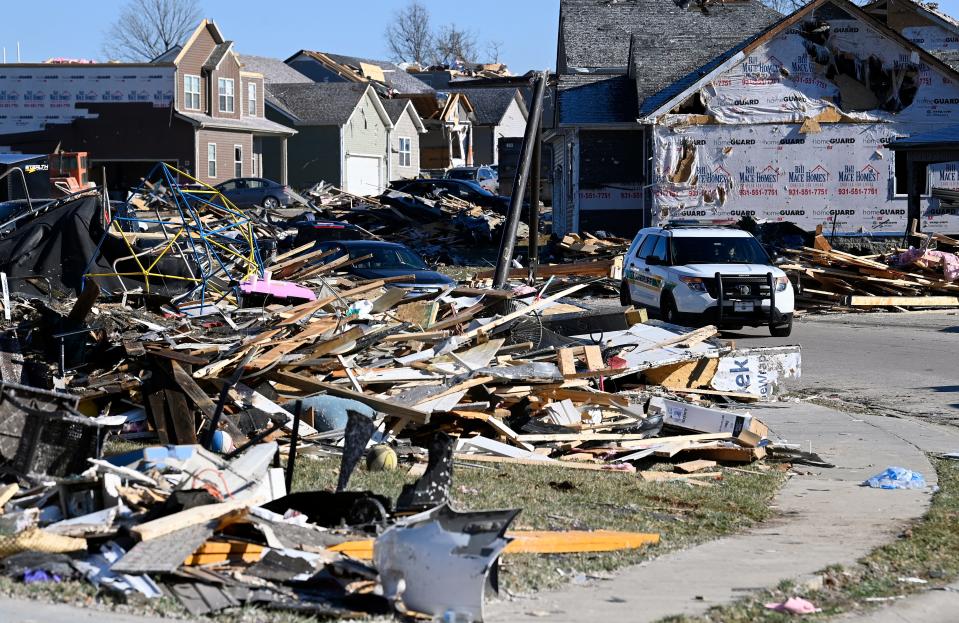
433,24,478,66
385,1,433,66
759,0,810,14
102,0,201,61
487,40,504,64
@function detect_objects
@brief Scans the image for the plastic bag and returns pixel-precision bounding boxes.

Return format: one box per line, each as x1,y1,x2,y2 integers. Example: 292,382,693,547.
864,466,926,489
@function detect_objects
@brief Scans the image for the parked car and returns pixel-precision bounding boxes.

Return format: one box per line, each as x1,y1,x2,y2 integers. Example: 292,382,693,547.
620,226,795,336
215,177,296,209
315,240,456,295
445,165,498,193
283,218,370,252
387,178,509,212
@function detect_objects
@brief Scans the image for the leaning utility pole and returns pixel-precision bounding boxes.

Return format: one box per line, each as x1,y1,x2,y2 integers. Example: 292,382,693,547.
492,70,548,289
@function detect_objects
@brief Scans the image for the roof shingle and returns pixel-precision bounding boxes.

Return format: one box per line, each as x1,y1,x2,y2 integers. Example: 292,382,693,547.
448,88,527,125
238,54,312,83
265,82,368,126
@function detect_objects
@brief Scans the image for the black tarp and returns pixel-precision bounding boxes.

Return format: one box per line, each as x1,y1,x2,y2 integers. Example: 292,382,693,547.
0,195,191,296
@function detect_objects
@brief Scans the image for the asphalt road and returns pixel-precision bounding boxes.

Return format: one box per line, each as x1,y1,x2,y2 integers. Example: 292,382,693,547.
722,310,959,426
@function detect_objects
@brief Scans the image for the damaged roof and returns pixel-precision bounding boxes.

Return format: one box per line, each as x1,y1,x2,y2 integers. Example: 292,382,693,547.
637,0,959,119
558,0,781,71
557,74,639,125
863,0,959,69
448,88,527,125
292,50,435,95
238,54,312,83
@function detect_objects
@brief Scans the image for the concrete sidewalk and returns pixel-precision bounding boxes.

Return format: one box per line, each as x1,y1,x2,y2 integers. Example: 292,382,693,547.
487,402,959,623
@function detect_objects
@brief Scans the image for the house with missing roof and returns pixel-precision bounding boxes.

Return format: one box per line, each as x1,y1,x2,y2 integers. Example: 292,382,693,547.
261,82,393,194
448,88,528,165
0,20,294,192
864,0,959,69
551,0,959,237
382,99,427,179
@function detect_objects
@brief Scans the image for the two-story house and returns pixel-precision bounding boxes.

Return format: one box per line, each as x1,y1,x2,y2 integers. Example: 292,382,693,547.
0,20,294,193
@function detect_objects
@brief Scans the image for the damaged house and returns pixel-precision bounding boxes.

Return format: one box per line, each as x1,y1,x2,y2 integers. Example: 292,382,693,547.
0,20,295,192
447,88,528,166
552,0,959,237
382,99,427,180
262,82,394,194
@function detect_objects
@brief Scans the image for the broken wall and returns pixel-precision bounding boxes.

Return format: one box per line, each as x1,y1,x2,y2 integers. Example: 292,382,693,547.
651,0,959,235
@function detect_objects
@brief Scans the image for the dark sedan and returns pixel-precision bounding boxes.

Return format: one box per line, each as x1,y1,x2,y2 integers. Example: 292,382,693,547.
387,178,509,212
215,177,296,209
316,240,456,294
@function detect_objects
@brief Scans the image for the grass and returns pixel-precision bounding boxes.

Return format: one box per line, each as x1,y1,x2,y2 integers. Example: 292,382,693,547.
659,456,959,623
291,456,785,594
0,450,783,621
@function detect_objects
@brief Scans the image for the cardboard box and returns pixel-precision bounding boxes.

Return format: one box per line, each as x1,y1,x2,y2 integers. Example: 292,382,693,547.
649,397,768,447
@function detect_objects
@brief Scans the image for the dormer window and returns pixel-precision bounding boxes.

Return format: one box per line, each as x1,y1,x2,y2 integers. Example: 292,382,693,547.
218,78,234,113
247,82,256,116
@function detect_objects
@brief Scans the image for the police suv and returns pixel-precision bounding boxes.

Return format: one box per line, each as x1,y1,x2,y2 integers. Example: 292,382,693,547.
620,226,795,336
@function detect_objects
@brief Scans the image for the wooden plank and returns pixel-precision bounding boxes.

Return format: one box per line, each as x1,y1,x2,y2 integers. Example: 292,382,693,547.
462,283,589,340
557,348,577,377
583,345,604,371
532,387,629,407
169,360,216,417
843,295,959,307
303,326,365,359
669,387,759,402
133,496,267,542
639,471,722,482
144,346,209,366
675,459,717,473
452,453,630,471
328,529,659,559
418,376,493,406
516,431,733,443
268,371,429,424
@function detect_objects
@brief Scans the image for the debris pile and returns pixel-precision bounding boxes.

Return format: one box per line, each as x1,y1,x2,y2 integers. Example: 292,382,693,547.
0,167,802,621
783,228,959,312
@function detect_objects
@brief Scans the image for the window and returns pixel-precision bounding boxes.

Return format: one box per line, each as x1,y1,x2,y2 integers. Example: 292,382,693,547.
247,82,256,116
398,137,412,167
184,75,200,110
207,143,217,178
650,236,668,264
234,145,243,178
670,237,769,265
636,235,658,259
218,78,234,113
251,152,257,176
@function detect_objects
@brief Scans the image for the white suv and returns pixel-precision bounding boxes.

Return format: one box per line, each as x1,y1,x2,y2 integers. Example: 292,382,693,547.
620,226,795,337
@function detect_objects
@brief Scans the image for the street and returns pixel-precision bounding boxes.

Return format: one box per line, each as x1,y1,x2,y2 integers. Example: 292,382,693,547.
729,310,959,426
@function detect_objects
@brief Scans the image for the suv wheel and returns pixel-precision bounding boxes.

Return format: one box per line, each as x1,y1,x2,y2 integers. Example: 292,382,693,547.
620,280,631,306
661,293,679,324
770,314,793,337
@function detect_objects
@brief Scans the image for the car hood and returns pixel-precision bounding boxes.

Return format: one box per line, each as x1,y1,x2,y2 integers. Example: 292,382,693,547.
349,267,456,286
671,264,786,278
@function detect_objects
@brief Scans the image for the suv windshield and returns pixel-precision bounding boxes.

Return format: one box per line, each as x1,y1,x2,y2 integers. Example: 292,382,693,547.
671,236,770,265
349,246,428,270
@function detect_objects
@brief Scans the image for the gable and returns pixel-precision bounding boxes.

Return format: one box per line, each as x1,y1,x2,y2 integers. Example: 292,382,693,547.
666,0,959,131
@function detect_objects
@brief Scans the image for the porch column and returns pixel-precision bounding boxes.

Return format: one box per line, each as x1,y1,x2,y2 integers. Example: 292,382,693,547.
280,136,289,185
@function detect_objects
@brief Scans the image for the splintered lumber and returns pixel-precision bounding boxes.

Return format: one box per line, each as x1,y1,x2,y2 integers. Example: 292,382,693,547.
452,453,630,471
133,495,267,542
328,529,659,560
516,432,732,444
462,283,588,339
639,471,723,483
843,295,959,307
675,459,717,473
474,259,616,280
268,370,430,424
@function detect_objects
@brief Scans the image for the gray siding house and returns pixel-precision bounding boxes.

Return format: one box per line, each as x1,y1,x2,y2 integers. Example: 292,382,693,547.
263,82,393,195
450,88,528,165
383,99,427,180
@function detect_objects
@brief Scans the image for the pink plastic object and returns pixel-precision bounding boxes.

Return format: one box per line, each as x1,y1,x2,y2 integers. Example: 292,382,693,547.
764,597,822,614
240,277,316,301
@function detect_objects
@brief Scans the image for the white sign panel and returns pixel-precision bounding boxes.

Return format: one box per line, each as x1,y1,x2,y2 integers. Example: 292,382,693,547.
652,122,907,235
0,66,174,135
711,346,802,400
924,162,959,234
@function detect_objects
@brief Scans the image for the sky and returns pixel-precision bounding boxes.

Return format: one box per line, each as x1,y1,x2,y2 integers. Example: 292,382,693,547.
0,0,560,73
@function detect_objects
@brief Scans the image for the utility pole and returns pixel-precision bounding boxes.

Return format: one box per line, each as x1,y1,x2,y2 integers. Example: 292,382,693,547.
492,70,548,289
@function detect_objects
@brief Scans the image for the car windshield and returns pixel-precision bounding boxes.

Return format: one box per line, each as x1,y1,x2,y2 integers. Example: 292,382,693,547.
671,236,770,265
446,169,475,181
349,246,429,270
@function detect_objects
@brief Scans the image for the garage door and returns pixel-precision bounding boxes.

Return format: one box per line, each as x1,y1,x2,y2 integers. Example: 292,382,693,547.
345,155,382,196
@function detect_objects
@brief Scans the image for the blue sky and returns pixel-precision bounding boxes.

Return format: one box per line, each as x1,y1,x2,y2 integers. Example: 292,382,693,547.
0,0,560,72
